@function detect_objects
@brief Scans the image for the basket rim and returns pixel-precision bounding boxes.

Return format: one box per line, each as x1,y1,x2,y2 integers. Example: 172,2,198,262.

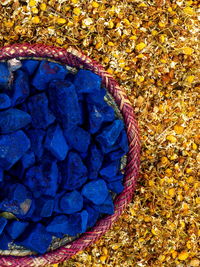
0,43,141,267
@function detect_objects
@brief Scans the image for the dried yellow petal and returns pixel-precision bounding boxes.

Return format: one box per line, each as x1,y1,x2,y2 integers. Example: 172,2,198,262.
196,197,200,204
135,42,146,51
29,0,36,7
73,7,81,16
183,7,195,16
56,18,66,24
31,7,38,14
174,125,184,135
40,3,47,11
166,135,177,143
178,251,189,261
186,75,195,83
168,188,175,197
92,1,99,8
181,47,194,55
108,41,114,46
32,16,40,24
100,255,107,263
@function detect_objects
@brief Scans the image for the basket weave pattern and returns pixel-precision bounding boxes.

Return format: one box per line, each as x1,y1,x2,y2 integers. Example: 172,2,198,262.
0,43,140,267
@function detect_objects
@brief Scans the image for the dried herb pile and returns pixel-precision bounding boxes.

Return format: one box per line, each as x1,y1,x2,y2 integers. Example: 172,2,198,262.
0,0,199,266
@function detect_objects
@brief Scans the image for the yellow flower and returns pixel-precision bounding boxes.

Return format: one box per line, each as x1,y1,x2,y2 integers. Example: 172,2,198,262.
135,42,146,51
178,251,189,261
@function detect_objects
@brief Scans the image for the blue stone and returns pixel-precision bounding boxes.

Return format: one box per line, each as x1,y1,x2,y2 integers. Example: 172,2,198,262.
102,173,123,182
0,63,10,89
8,183,31,203
6,221,29,239
0,217,7,235
48,80,81,129
0,130,30,170
27,93,55,129
96,119,124,148
64,126,90,153
93,193,114,215
21,59,40,76
16,223,52,254
87,144,103,179
59,152,88,190
59,190,83,214
41,158,58,197
85,205,99,228
0,168,3,182
0,232,12,250
99,161,120,178
118,129,129,153
82,179,109,205
0,94,11,110
0,108,31,134
86,87,106,104
87,103,104,134
21,150,35,171
46,210,88,236
45,124,69,161
26,129,45,159
11,70,30,106
25,160,58,198
35,197,54,218
74,69,102,93
107,149,125,161
32,60,68,91
24,166,44,198
107,180,124,194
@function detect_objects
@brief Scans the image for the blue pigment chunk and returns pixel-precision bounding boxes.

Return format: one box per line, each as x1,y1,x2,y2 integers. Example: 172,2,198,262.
0,63,10,89
87,103,104,134
59,152,88,190
25,160,58,198
26,129,45,159
59,190,83,214
32,60,68,90
21,59,40,76
82,179,109,205
0,232,12,250
6,221,29,239
35,197,54,218
96,119,124,148
0,217,7,235
87,144,103,179
118,129,129,153
64,126,90,153
45,124,69,161
47,211,88,236
48,80,81,129
0,168,3,182
85,205,100,228
27,93,55,129
86,87,106,104
74,69,102,93
99,161,120,178
11,70,30,106
21,150,35,170
102,173,124,183
0,108,31,134
0,94,11,110
93,193,114,215
0,130,30,170
16,223,52,254
107,180,124,194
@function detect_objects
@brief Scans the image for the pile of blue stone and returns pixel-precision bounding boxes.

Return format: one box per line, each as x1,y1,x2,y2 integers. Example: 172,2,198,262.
0,59,128,254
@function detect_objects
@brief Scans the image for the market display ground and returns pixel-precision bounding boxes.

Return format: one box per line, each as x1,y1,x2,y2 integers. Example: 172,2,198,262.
0,1,199,266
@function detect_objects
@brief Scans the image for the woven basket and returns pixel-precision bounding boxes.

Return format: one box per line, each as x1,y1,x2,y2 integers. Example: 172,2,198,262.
0,43,140,267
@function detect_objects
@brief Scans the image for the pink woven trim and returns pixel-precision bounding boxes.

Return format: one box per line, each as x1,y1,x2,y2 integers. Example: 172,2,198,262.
0,43,140,267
